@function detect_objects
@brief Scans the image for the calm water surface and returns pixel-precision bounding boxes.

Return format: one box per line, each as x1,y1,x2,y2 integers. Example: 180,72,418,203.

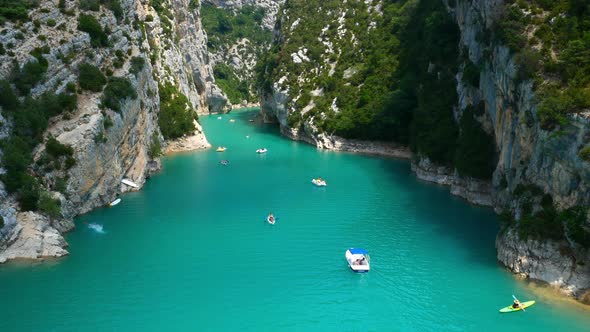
1,109,589,331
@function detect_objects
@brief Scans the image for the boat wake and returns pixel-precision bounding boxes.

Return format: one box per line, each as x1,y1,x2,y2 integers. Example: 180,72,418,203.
87,223,105,234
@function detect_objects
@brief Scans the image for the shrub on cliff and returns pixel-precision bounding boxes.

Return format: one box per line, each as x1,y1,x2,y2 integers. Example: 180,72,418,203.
561,206,590,248
0,79,18,111
129,57,145,77
0,215,4,228
38,191,62,219
580,146,590,162
148,133,162,159
78,14,108,47
13,59,48,95
0,0,37,23
101,77,136,112
78,63,107,92
157,83,196,139
462,60,480,87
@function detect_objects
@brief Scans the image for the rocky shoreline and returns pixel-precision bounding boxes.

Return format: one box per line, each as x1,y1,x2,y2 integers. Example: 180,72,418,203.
165,122,212,154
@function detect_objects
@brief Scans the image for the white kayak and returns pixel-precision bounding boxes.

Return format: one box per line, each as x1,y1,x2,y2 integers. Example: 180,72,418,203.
121,179,139,188
311,179,327,186
256,148,267,154
109,198,121,207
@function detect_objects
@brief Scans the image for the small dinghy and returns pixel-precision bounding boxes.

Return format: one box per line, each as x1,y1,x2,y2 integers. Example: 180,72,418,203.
121,179,139,188
345,248,370,272
267,214,276,225
220,160,229,166
311,178,327,186
256,148,267,154
216,147,226,152
109,198,121,207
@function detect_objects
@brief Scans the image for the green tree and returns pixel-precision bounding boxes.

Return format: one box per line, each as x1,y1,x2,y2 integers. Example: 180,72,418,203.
78,63,107,92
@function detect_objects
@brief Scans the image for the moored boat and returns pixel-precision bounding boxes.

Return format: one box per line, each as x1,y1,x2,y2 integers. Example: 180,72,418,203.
109,198,121,207
345,248,370,272
311,178,327,186
121,179,139,188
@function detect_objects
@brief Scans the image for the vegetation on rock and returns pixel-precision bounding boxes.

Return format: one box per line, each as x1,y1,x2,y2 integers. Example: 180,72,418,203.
101,77,136,112
78,14,109,47
78,63,107,92
157,82,196,139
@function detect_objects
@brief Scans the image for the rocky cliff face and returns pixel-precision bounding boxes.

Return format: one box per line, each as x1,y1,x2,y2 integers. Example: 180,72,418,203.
451,0,590,301
0,0,224,262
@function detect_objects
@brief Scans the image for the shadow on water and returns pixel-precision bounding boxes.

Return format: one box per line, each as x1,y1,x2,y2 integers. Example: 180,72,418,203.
376,158,500,266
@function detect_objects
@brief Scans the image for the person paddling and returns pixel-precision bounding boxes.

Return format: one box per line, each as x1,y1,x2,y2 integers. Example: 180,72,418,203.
512,298,521,309
268,213,274,223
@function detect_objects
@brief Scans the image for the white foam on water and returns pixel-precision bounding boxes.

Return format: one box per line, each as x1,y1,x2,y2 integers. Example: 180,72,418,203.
87,223,105,234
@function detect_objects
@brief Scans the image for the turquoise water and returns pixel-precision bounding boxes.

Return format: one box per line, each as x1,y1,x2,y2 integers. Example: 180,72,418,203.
1,109,589,331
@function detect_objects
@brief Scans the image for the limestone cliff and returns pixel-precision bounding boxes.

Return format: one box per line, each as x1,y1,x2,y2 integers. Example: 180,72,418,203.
451,0,590,301
0,0,225,262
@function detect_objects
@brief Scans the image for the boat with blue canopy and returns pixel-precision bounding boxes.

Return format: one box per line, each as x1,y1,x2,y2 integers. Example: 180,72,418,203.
345,248,370,272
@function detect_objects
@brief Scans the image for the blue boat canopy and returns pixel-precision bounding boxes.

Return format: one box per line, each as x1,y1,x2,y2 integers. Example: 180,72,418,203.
348,248,368,255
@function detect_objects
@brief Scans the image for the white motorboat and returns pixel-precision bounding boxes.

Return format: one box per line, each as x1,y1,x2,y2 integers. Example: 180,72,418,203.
345,248,370,272
109,198,121,207
256,148,267,154
311,178,327,186
121,179,139,188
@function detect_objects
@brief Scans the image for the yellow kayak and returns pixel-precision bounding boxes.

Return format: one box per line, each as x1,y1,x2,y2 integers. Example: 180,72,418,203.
499,300,535,313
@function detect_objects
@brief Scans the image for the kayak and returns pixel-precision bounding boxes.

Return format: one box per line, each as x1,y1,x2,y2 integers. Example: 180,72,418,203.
499,300,535,313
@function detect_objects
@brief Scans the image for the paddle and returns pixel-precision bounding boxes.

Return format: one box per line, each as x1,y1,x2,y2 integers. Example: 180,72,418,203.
512,294,525,312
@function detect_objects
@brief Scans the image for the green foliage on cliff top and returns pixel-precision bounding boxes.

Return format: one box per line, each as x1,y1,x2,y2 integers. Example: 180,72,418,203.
492,0,590,131
201,3,269,50
157,82,197,139
257,0,474,166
